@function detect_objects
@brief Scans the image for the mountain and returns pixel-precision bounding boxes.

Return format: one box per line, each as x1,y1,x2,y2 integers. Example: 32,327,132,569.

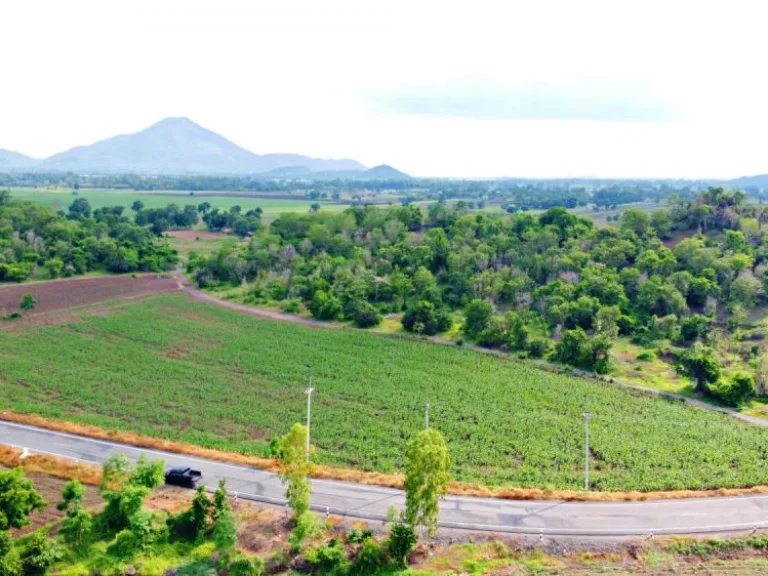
361,164,411,180
0,149,38,170
1,117,369,175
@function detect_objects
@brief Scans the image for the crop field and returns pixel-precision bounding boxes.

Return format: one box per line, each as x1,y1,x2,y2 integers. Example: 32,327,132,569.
7,187,348,219
2,293,768,491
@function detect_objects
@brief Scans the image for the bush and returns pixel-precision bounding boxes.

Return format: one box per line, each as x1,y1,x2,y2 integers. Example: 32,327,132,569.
711,372,757,407
346,527,374,544
350,300,382,328
18,532,61,576
402,301,452,335
308,290,342,321
526,338,549,358
289,512,322,553
351,538,387,575
227,556,265,576
280,298,303,314
307,538,348,575
636,350,656,362
387,522,417,569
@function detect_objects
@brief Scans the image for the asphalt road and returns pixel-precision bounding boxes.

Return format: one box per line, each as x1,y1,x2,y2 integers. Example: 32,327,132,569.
2,419,767,537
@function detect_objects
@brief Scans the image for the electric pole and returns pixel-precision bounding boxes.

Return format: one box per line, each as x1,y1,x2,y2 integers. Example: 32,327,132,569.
583,411,592,490
305,377,314,461
425,400,430,430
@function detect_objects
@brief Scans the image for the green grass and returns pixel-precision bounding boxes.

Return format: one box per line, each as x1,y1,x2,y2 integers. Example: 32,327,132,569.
3,293,768,491
7,187,348,219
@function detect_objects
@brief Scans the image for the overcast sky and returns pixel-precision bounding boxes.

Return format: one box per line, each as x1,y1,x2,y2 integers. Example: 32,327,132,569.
2,0,767,178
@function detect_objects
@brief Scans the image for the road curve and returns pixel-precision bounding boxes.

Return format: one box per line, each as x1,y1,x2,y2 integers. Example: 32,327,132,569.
2,420,767,537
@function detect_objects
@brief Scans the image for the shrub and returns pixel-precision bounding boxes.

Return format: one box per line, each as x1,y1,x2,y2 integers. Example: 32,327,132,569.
280,298,303,314
351,538,387,575
402,300,452,335
711,372,757,407
18,532,61,576
526,338,549,358
350,300,382,328
309,290,342,321
289,512,322,553
307,538,348,575
636,350,656,362
227,555,266,576
346,527,374,544
387,522,417,569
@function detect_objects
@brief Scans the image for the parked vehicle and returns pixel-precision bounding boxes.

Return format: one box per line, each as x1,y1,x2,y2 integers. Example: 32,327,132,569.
164,466,203,488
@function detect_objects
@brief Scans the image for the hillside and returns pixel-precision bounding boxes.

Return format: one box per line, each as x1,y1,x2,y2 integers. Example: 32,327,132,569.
0,117,369,175
0,149,38,170
362,163,411,180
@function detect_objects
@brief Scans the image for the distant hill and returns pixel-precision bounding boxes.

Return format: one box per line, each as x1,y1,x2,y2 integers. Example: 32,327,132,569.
729,174,768,189
361,164,411,180
0,117,372,176
0,149,38,170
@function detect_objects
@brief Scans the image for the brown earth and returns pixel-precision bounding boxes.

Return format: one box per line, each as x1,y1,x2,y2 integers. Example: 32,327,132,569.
0,274,179,318
164,230,231,241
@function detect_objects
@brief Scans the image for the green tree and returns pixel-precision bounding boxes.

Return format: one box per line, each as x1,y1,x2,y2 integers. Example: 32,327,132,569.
58,480,92,548
18,531,60,576
190,484,210,540
403,429,451,537
131,200,145,213
677,342,721,394
19,294,35,312
463,299,493,339
387,521,418,569
276,423,312,521
0,468,46,531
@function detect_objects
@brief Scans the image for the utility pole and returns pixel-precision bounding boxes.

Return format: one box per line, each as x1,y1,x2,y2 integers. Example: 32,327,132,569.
583,411,592,490
425,400,430,430
305,377,314,461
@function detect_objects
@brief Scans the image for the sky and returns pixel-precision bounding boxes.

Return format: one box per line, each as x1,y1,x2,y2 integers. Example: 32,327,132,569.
1,0,767,179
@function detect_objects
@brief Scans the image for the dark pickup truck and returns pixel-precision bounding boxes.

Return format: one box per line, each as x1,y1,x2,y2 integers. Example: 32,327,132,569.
164,466,203,488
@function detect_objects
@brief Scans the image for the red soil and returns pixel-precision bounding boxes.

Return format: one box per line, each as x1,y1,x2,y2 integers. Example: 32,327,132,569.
0,274,179,317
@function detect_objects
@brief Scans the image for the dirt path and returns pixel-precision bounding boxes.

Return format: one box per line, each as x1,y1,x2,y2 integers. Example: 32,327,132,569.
174,270,333,328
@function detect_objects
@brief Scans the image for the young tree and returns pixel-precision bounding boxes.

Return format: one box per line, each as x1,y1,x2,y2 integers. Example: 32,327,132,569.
403,429,451,537
677,342,721,394
0,467,46,532
58,480,93,548
463,299,493,339
212,482,238,554
190,484,210,539
276,423,312,521
19,294,36,312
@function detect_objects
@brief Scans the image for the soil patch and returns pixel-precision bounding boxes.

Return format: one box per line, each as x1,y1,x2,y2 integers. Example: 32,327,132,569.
0,274,179,319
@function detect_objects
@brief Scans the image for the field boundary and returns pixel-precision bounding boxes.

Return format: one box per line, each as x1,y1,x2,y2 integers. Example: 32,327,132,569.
5,410,768,502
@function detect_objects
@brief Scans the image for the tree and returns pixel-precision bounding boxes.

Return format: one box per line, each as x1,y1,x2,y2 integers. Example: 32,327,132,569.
190,484,210,539
276,423,312,521
402,301,452,335
131,200,145,213
310,202,321,213
308,290,341,321
403,429,451,537
0,468,46,531
711,372,756,407
68,197,91,220
19,294,35,312
387,521,417,569
463,299,493,339
18,531,60,576
677,342,721,394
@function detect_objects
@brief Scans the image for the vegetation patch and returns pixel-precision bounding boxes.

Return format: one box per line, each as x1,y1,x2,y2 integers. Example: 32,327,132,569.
3,294,768,491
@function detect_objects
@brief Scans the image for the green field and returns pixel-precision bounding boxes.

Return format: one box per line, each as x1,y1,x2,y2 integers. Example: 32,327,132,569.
2,293,768,491
7,187,348,219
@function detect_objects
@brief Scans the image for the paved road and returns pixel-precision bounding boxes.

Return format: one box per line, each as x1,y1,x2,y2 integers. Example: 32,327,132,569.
2,420,767,537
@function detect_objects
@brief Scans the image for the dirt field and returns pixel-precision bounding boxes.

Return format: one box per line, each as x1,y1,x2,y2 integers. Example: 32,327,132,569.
164,230,230,241
7,471,102,537
0,274,179,317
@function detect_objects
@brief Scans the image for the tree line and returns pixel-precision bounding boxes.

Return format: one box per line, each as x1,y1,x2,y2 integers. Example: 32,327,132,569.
189,187,768,406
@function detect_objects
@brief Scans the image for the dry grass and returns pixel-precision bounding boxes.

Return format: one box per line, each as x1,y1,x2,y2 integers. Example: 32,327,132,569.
0,444,101,485
5,410,768,502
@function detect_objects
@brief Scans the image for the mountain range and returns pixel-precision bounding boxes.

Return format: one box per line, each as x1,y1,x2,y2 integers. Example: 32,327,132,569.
0,118,410,179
